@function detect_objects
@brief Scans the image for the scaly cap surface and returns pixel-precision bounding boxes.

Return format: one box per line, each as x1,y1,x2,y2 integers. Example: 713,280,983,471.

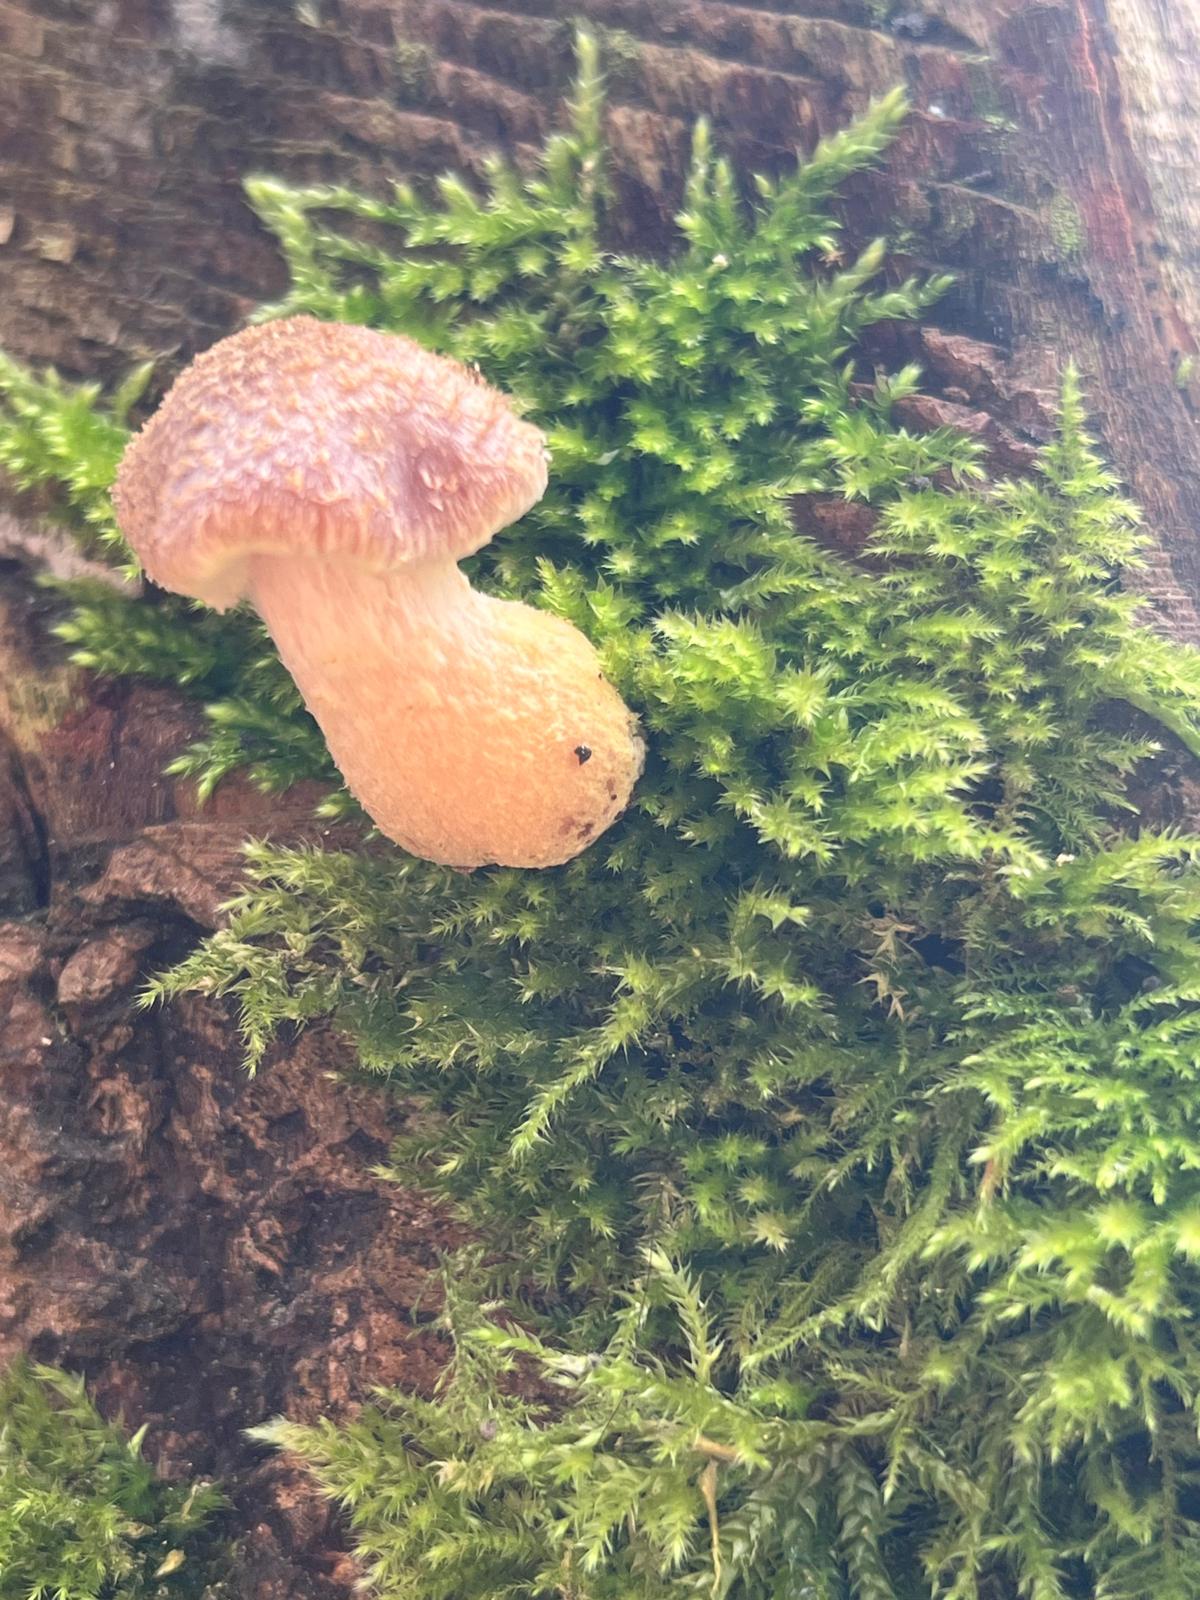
114,316,549,607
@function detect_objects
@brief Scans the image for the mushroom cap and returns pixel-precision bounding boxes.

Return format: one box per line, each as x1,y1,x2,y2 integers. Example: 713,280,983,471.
114,316,549,608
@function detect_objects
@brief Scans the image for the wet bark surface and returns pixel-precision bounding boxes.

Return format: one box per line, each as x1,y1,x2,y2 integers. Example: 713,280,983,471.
3,0,1200,1592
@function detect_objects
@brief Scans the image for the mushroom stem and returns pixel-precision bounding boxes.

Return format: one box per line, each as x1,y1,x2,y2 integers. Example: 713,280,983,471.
246,553,643,869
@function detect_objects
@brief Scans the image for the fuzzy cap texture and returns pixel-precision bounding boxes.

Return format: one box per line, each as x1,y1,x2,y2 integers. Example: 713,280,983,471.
114,316,550,608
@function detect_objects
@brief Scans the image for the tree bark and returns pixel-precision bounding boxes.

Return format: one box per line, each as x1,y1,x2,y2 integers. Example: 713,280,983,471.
3,0,1200,1591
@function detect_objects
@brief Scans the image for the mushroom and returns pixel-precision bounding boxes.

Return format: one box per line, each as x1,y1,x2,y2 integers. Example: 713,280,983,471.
114,316,644,869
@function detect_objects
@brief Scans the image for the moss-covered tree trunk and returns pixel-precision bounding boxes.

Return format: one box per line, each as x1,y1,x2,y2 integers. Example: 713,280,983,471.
4,0,1200,1591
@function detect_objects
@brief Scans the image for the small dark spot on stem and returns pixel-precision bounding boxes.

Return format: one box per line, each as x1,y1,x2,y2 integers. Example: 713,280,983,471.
574,745,592,764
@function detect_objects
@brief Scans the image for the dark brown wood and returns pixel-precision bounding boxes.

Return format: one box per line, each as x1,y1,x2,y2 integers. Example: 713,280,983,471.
3,3,1200,1591
0,552,464,1596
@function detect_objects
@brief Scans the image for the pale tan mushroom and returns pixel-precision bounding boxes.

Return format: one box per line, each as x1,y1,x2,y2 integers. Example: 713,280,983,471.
114,317,643,868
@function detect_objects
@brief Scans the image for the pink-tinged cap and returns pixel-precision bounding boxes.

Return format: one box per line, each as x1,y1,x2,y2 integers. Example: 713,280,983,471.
114,317,550,609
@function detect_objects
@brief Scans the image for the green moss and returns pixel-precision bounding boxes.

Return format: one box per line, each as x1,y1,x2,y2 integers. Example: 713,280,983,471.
8,28,1200,1599
393,35,433,98
589,20,642,88
0,352,148,561
933,184,978,246
966,64,1018,133
0,1361,225,1600
1045,190,1086,260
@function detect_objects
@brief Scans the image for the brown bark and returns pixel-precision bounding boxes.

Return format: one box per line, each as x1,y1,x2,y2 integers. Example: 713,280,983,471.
0,552,464,1595
3,0,1200,1592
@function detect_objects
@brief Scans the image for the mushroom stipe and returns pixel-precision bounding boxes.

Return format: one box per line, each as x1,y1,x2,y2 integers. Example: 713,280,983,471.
114,317,644,869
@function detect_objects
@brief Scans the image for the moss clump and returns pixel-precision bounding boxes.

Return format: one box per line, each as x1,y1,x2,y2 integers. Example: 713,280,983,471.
8,28,1200,1599
393,35,434,98
1045,191,1086,260
0,353,149,560
0,1360,225,1600
584,19,643,90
